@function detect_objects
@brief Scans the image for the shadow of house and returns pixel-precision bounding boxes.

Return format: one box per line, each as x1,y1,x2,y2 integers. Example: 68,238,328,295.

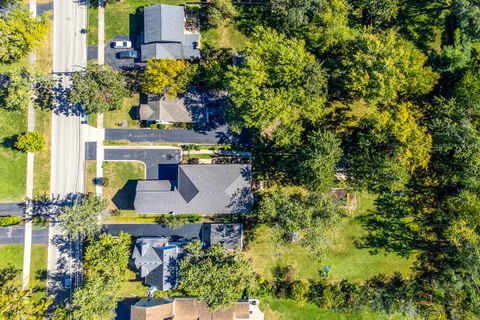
112,180,138,210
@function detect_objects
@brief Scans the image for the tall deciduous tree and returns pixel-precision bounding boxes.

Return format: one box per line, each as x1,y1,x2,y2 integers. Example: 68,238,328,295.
142,59,197,97
207,0,238,28
0,266,51,319
59,194,107,240
342,29,438,104
0,7,48,63
177,240,256,310
227,26,328,146
257,190,343,257
69,64,128,114
357,0,399,26
297,130,343,192
0,68,32,111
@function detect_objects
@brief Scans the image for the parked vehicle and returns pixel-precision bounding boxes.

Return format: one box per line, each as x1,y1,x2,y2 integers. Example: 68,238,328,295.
64,277,71,289
117,50,139,59
112,40,132,49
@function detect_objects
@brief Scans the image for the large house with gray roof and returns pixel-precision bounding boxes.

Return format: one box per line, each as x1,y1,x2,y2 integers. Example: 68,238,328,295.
131,237,184,291
141,4,201,61
134,164,253,214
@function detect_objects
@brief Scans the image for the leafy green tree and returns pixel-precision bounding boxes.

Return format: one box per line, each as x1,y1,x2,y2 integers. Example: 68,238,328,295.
452,0,480,39
83,232,131,285
0,266,51,319
207,0,238,28
357,0,399,26
257,190,343,256
454,61,480,121
70,278,118,320
268,0,353,53
59,194,107,240
177,240,257,310
69,64,128,114
348,102,432,191
0,7,48,63
0,0,18,7
291,279,310,302
342,29,438,104
142,59,197,97
15,131,45,153
227,26,327,146
0,68,31,111
297,130,342,192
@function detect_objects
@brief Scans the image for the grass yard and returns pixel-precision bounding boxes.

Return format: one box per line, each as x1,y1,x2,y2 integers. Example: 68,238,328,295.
0,109,27,202
202,24,248,51
263,298,401,320
88,6,99,46
103,0,185,43
33,109,51,197
103,95,140,128
0,244,48,281
85,160,96,194
102,161,145,211
36,15,53,75
118,269,148,297
245,191,414,283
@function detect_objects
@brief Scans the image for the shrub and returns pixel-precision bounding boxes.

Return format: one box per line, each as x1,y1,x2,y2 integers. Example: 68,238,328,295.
155,214,201,229
15,131,45,152
291,279,310,302
0,216,22,227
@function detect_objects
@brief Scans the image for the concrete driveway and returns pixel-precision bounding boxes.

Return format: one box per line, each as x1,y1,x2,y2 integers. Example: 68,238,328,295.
105,125,239,145
0,226,48,244
104,147,181,179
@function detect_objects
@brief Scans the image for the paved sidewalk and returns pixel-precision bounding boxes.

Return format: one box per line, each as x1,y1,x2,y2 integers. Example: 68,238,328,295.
22,0,37,290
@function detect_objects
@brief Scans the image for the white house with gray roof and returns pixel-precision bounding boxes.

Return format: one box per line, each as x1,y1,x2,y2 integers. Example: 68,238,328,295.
134,164,253,214
141,4,201,61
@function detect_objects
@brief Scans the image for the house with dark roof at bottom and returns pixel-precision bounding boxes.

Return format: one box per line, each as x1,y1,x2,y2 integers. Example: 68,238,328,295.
131,224,243,291
131,237,185,291
134,164,253,214
130,298,265,320
141,4,201,61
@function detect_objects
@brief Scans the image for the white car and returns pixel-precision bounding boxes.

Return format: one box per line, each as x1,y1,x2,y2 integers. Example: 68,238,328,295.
112,40,132,49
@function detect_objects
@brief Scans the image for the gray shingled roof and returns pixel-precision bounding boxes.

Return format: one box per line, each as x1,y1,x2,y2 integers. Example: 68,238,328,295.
141,4,201,60
202,224,243,250
143,4,184,44
131,238,183,291
134,164,253,214
139,93,208,123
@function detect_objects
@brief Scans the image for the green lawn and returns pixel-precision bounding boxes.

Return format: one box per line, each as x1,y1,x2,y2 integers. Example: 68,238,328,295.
103,95,140,128
0,244,48,282
88,6,99,46
33,109,51,197
202,24,248,51
264,298,402,320
102,161,145,211
0,109,27,202
245,191,414,283
103,0,185,43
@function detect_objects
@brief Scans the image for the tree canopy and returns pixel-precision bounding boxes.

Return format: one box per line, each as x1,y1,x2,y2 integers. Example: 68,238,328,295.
342,29,438,104
177,240,257,310
15,131,45,153
0,7,48,63
59,194,107,240
142,59,196,97
227,26,328,146
207,0,238,28
69,64,128,114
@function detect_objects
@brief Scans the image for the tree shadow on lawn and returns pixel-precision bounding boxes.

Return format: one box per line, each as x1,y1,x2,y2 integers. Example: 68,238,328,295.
1,134,18,150
112,180,138,210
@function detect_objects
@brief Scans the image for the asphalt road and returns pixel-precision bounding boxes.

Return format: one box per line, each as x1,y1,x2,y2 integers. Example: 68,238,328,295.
0,203,24,216
105,126,235,145
0,226,48,244
104,223,203,241
49,0,87,307
104,148,181,179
